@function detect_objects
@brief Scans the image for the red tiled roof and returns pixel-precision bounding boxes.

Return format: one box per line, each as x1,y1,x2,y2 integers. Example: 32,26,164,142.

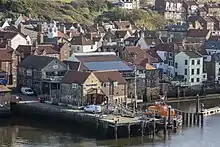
70,35,92,45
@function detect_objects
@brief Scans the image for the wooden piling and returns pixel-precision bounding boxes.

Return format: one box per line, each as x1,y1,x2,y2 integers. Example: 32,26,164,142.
189,113,193,126
197,113,200,126
127,123,131,138
193,113,196,125
173,119,177,133
185,113,189,126
114,121,118,140
182,112,185,125
141,121,144,137
167,106,172,129
200,113,204,127
164,117,167,140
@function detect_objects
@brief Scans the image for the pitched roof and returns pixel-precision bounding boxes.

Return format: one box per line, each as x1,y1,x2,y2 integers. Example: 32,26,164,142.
184,51,202,58
0,85,11,92
18,55,55,69
115,30,129,38
0,31,18,40
114,21,131,29
0,43,13,61
205,40,220,50
145,49,163,62
187,29,210,38
124,46,148,65
62,60,80,71
16,44,60,55
75,54,121,62
70,35,92,45
61,71,90,84
94,71,126,84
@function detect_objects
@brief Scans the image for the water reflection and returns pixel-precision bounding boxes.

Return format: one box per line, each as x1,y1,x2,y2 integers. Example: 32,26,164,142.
1,100,220,147
0,120,214,147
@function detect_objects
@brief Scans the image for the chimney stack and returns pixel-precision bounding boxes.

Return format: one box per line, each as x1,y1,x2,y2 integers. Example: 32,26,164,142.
18,23,25,34
60,23,66,34
37,33,44,44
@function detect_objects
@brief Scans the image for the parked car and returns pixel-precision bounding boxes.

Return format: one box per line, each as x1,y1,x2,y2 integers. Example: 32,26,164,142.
21,87,34,96
84,105,102,113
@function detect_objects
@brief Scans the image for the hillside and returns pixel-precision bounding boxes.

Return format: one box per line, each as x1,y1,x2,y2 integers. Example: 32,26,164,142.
0,0,168,30
0,0,112,24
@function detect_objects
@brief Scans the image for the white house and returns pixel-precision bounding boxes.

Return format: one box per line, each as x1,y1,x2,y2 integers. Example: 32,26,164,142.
117,0,140,9
175,51,207,86
0,31,31,50
47,21,58,38
70,35,97,53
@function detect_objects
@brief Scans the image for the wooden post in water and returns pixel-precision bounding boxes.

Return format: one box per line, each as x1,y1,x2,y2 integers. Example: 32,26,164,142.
193,113,196,125
196,94,200,126
153,110,156,139
127,123,131,138
189,113,193,126
167,106,172,129
164,117,167,140
200,113,204,127
182,112,185,125
185,113,189,126
141,121,144,137
114,121,118,140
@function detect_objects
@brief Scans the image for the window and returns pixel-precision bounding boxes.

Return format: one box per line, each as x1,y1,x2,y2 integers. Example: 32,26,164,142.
168,61,171,66
169,52,172,58
219,62,220,65
191,69,194,75
197,68,200,74
196,78,200,82
91,45,93,49
191,78,194,83
185,60,188,65
191,60,195,65
185,69,187,75
197,59,200,65
219,68,220,72
175,62,178,68
77,46,80,50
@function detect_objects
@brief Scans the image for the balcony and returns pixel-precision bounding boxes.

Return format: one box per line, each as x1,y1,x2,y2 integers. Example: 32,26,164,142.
43,76,64,82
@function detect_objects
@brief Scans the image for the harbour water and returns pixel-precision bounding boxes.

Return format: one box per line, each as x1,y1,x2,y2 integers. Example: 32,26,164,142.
0,114,219,147
1,99,220,147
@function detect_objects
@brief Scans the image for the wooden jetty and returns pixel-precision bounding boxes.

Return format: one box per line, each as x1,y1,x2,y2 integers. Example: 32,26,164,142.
10,101,184,139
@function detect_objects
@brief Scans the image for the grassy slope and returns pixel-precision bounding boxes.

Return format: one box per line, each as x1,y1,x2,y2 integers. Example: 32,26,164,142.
0,0,168,30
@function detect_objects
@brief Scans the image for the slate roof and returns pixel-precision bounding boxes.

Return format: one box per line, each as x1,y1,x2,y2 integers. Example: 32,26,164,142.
0,31,18,40
61,71,90,84
16,44,60,55
94,71,127,84
187,29,210,38
211,53,220,62
205,40,220,50
184,51,202,58
18,55,55,69
115,30,128,38
83,61,133,71
62,60,80,71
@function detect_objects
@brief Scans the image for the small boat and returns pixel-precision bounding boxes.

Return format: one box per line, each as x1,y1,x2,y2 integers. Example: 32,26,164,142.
146,94,176,117
147,104,176,117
